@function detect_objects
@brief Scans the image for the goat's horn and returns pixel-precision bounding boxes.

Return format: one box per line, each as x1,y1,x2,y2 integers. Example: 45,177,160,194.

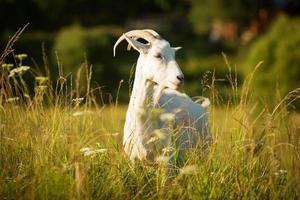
113,29,161,57
144,29,161,38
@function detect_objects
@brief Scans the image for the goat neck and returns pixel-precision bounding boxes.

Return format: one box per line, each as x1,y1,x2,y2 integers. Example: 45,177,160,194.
128,55,155,114
123,54,158,161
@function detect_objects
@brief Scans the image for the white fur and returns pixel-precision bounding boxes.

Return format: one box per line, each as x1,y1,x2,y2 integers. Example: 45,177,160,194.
114,30,211,161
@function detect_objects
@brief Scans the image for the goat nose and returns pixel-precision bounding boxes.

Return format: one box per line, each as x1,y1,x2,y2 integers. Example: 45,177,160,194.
176,75,184,83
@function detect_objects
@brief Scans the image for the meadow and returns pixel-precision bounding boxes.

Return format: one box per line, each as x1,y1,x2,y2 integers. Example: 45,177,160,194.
0,32,300,199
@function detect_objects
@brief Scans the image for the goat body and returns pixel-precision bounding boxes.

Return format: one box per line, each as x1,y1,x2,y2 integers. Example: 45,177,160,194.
114,30,211,162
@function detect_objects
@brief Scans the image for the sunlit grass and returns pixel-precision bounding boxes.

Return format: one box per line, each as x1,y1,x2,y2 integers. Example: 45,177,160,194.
1,102,299,199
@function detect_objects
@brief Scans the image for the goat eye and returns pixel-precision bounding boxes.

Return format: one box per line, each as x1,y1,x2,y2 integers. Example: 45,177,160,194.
154,53,162,59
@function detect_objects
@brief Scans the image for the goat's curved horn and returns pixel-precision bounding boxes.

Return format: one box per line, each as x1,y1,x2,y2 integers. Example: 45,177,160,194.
113,29,161,56
144,29,161,38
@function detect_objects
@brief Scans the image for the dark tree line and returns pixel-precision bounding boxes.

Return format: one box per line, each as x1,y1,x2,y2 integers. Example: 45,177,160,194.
1,0,299,32
0,0,189,30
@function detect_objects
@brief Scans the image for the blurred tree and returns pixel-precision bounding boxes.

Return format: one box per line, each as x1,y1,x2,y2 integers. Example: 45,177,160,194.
245,15,300,100
188,0,273,34
0,0,189,30
52,25,133,99
53,25,86,74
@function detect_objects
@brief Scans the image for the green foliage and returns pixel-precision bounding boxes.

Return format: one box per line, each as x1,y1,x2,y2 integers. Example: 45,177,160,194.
188,0,272,33
52,25,131,98
53,25,87,73
245,15,300,98
188,0,219,33
53,25,121,74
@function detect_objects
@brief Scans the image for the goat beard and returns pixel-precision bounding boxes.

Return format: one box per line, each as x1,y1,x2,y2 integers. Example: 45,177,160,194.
153,85,164,106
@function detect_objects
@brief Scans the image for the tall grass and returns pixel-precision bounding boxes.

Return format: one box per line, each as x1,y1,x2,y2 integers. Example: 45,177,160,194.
0,30,299,199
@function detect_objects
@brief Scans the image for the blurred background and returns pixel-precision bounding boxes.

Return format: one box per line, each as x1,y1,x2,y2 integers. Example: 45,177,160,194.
1,0,300,105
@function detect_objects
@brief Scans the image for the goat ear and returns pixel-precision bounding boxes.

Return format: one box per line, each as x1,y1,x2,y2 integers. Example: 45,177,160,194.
123,34,149,54
173,46,182,52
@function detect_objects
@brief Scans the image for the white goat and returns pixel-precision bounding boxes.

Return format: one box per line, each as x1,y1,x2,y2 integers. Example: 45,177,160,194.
114,29,211,162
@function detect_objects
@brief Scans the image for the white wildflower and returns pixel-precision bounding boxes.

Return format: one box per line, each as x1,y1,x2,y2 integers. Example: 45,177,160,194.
111,132,120,136
4,137,14,141
15,54,28,61
179,165,199,175
173,108,183,113
279,169,287,174
8,66,30,77
159,113,175,122
153,129,166,139
72,98,84,102
73,111,84,116
24,93,30,99
275,169,287,176
162,147,174,154
7,97,19,103
83,150,94,157
93,149,107,153
155,155,171,164
195,97,210,108
2,63,14,71
80,147,92,152
80,147,107,157
72,110,92,117
145,136,159,145
101,132,120,137
36,86,48,91
201,98,210,108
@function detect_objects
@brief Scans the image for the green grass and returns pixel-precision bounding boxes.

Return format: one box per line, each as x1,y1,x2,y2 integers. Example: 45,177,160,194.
1,101,299,199
0,31,299,199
